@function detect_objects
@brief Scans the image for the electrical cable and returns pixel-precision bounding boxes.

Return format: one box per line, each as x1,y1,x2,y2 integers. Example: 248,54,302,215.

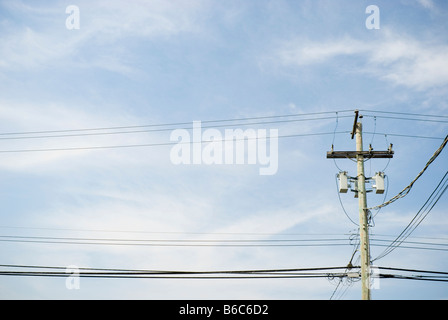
373,170,448,261
368,134,448,210
379,274,448,282
0,131,351,153
0,225,347,237
0,264,349,273
378,266,448,275
0,235,351,243
359,109,448,118
1,108,444,139
0,264,353,280
330,233,360,300
363,115,448,124
364,132,445,140
334,174,358,226
4,264,447,283
0,110,355,137
2,225,447,241
331,112,345,172
368,116,377,177
0,115,353,141
2,234,446,253
0,237,352,247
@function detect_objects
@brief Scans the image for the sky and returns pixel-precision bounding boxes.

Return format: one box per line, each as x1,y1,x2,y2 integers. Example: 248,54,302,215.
0,0,447,300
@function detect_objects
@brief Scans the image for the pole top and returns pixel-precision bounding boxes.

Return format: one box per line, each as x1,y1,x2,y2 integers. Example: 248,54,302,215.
351,110,359,139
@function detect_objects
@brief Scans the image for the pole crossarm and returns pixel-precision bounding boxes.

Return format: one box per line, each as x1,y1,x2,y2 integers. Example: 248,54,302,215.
326,150,394,159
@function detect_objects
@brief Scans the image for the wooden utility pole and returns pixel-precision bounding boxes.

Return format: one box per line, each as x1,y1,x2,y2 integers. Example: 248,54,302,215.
327,110,394,300
355,120,370,300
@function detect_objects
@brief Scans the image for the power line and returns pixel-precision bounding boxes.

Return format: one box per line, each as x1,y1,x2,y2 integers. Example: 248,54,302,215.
4,225,448,243
378,266,448,275
0,237,351,247
0,264,348,274
378,266,448,283
0,131,351,153
364,132,445,140
373,244,448,252
0,235,351,243
2,130,443,154
371,238,448,248
2,263,447,284
0,225,346,237
359,109,448,119
363,115,448,124
379,274,448,282
334,173,358,226
1,108,445,139
1,234,447,252
373,170,448,261
329,241,360,300
0,110,354,137
0,115,353,141
368,134,448,210
0,273,339,280
0,264,352,279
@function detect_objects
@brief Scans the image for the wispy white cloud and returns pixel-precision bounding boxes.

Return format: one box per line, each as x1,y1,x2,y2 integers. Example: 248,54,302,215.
0,99,171,172
276,36,365,66
269,30,448,90
0,0,209,74
85,0,208,40
417,0,436,10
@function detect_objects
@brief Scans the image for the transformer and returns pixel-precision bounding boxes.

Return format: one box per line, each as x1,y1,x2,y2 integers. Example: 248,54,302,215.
338,171,349,193
373,172,385,194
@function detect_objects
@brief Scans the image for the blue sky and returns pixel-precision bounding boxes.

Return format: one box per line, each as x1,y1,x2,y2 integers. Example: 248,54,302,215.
0,0,447,299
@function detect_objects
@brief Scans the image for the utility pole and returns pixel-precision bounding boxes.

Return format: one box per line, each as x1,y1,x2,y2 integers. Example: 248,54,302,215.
355,120,370,300
327,110,394,300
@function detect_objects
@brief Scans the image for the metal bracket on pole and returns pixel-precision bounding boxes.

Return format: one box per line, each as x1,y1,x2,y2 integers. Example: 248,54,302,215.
351,110,359,140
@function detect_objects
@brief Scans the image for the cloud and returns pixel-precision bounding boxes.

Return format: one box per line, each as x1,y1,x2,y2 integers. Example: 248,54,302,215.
417,0,435,10
276,36,366,66
0,99,171,172
85,0,208,40
0,0,209,74
269,30,448,90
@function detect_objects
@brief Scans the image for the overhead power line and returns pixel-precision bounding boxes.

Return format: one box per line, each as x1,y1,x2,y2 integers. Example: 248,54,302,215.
0,131,351,153
0,225,446,240
379,274,448,282
368,134,448,210
364,132,445,140
0,110,354,137
0,235,352,247
363,115,448,124
373,170,448,261
0,225,348,237
0,264,352,279
378,266,448,283
0,115,353,141
1,234,447,252
1,264,447,283
0,264,348,274
1,108,444,139
0,108,445,152
359,109,448,119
